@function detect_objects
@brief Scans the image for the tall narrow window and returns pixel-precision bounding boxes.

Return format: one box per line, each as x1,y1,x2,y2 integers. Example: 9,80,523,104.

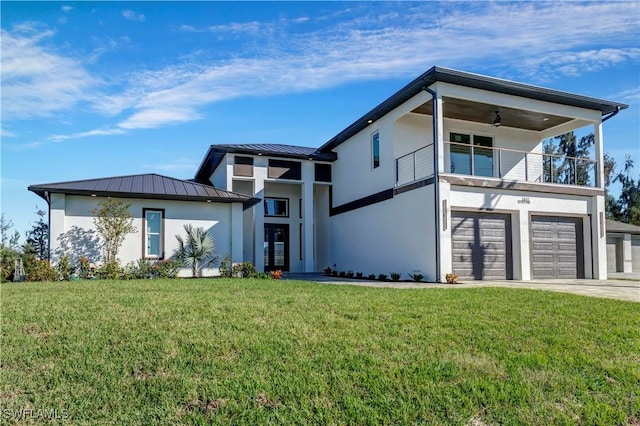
372,131,380,169
143,209,164,258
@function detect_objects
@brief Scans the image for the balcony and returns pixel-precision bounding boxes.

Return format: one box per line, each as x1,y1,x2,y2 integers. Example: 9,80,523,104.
395,142,598,188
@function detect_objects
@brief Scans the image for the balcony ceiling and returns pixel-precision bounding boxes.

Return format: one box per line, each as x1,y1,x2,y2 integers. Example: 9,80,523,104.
411,97,573,131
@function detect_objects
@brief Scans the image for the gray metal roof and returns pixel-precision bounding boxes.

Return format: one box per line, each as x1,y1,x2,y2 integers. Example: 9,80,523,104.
195,143,337,184
606,219,640,235
29,173,260,209
320,66,629,152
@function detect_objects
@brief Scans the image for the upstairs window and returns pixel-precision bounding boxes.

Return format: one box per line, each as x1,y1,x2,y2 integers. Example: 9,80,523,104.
268,159,301,180
234,156,254,177
372,131,380,169
264,197,289,217
449,132,494,177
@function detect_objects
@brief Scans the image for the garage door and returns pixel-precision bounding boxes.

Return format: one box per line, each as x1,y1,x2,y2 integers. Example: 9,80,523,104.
633,237,640,272
606,237,620,273
451,212,512,280
531,216,584,279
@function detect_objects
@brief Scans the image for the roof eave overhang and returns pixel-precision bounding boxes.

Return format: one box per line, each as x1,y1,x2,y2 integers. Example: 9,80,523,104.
27,187,251,205
319,66,629,152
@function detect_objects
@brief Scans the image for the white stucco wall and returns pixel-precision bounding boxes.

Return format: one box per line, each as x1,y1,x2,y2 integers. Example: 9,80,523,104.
49,194,243,277
330,185,437,281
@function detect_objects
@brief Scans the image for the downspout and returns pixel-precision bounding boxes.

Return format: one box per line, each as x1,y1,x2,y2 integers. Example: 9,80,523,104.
422,86,441,282
601,106,621,123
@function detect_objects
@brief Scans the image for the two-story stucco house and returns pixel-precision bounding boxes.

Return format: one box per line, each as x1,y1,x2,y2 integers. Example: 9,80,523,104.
30,67,628,280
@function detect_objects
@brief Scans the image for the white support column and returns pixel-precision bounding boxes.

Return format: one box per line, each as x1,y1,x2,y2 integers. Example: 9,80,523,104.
593,122,605,189
230,203,243,264
49,193,66,263
517,210,531,280
225,154,234,191
253,157,267,272
591,195,607,279
434,93,445,175
622,233,633,273
437,181,451,282
302,162,315,272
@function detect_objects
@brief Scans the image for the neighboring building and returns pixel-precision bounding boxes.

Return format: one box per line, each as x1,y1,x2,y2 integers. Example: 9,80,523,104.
30,67,628,281
606,219,640,273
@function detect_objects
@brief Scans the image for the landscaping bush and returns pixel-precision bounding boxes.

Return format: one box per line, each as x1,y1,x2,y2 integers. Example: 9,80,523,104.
390,272,401,281
25,259,59,282
408,273,424,282
219,254,233,278
78,257,94,280
367,274,376,280
56,256,73,281
346,270,354,278
323,267,332,276
377,274,388,281
356,272,363,278
96,261,124,280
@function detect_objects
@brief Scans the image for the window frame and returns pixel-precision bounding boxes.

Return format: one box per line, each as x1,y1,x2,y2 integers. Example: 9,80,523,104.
449,131,495,177
234,155,254,177
372,130,380,169
264,197,289,217
142,208,165,259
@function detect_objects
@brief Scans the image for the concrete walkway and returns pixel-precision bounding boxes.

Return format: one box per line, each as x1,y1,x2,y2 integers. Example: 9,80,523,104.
283,273,640,303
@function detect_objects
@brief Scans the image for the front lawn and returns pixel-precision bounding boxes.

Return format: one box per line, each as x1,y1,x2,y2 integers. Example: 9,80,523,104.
2,279,638,425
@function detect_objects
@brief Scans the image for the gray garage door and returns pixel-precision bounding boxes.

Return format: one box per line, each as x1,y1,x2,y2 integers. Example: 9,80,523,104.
606,237,620,273
451,212,512,280
633,237,640,272
531,216,584,279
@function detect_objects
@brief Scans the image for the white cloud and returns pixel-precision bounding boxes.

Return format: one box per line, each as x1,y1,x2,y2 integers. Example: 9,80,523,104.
122,10,145,22
143,158,200,172
0,27,99,120
0,127,17,137
49,128,126,142
5,2,639,141
61,5,73,12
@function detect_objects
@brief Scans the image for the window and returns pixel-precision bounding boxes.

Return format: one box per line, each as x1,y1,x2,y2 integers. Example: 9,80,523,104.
264,198,289,217
315,163,332,182
143,209,164,258
372,131,380,169
268,159,301,180
449,132,494,177
234,156,253,177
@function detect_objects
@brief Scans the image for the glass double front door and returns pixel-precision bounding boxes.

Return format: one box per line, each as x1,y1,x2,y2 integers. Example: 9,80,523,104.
264,224,289,271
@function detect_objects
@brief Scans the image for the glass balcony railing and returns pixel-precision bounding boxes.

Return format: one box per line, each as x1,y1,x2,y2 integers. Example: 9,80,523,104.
395,142,599,188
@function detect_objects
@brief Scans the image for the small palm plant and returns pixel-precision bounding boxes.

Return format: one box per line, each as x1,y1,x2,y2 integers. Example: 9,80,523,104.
172,225,219,278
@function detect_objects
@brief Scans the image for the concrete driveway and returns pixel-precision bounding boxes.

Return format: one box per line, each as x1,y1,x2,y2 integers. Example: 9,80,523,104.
284,273,640,302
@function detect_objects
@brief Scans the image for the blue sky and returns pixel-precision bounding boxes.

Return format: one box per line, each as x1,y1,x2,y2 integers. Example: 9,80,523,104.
1,1,639,237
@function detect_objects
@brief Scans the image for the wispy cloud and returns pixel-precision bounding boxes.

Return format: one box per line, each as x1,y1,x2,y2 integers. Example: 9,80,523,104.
143,158,200,173
0,25,99,120
122,10,145,22
4,2,638,144
61,5,73,13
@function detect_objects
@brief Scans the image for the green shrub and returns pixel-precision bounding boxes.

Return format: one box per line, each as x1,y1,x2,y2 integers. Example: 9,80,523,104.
26,259,59,282
56,256,73,281
322,267,332,276
367,274,376,280
377,274,388,281
390,272,401,281
254,272,272,279
338,271,346,277
1,246,22,282
219,254,233,278
331,270,338,277
78,257,94,279
153,259,180,279
356,272,363,278
408,273,424,282
96,261,123,280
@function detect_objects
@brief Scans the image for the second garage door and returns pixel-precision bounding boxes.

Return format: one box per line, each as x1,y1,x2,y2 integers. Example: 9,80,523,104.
451,212,512,280
530,216,584,279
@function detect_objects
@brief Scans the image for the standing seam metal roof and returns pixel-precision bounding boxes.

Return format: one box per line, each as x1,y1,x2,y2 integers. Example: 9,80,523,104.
28,173,259,208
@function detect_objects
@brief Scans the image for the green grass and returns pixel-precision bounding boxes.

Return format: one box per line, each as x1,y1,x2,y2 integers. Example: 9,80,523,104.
2,279,639,425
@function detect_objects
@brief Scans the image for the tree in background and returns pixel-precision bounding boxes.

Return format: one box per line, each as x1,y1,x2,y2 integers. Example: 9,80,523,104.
172,224,218,278
25,208,49,260
546,131,595,186
613,156,640,225
92,198,136,264
0,214,22,281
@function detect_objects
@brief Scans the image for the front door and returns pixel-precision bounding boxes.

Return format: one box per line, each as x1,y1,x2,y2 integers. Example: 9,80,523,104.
264,224,289,271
